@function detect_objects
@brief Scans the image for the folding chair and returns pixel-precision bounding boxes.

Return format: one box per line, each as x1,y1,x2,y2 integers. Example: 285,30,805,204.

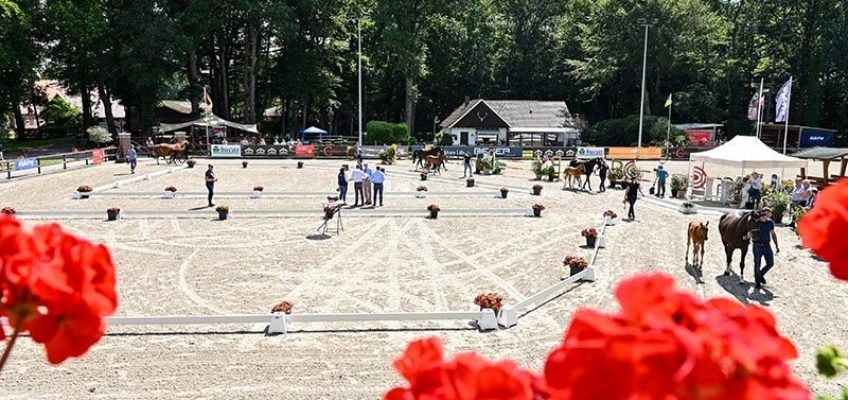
316,203,344,235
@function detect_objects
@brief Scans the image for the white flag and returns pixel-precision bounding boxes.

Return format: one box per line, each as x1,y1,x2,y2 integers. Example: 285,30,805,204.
775,78,792,123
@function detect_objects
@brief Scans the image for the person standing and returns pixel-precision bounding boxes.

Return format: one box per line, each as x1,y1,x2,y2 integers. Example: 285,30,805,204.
462,152,473,177
655,165,669,197
126,145,138,174
371,167,386,207
350,165,367,207
0,141,5,161
337,167,349,204
205,164,217,207
363,163,374,205
748,172,763,209
624,177,644,220
598,160,608,192
750,207,779,290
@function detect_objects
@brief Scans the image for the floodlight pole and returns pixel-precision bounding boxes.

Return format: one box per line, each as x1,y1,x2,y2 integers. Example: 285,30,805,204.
637,18,658,158
357,17,363,147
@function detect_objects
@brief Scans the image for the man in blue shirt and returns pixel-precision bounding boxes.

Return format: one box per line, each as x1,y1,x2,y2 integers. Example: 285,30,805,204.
749,207,780,290
126,145,138,174
371,167,386,207
363,163,374,205
655,165,669,197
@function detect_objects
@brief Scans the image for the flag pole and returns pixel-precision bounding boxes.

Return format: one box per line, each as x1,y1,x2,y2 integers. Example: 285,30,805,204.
665,94,672,160
755,78,764,138
782,76,792,155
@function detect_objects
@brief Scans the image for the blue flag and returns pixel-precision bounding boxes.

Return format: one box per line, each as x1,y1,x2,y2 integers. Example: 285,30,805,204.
775,78,792,123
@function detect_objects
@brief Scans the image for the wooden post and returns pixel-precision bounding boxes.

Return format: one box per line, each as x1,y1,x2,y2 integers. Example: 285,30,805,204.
37,158,41,174
840,157,848,178
63,156,67,170
800,167,806,179
823,159,830,184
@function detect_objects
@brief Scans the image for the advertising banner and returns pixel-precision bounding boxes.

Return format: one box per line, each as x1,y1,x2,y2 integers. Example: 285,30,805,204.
318,143,350,158
294,144,315,158
665,147,706,160
14,157,38,170
91,149,105,164
409,145,523,159
800,129,834,148
360,146,385,159
686,131,713,147
607,147,663,160
526,147,578,159
576,147,605,159
242,145,290,157
210,144,242,158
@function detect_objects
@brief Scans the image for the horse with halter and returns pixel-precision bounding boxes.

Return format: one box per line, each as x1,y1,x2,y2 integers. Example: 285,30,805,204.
566,158,603,191
413,146,445,172
562,164,585,190
422,154,447,175
151,141,192,164
686,220,710,271
718,210,761,282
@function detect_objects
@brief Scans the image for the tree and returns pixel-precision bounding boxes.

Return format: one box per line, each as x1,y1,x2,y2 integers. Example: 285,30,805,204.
0,0,40,137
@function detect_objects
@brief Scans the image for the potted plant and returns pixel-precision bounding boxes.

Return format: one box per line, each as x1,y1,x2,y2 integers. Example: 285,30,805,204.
187,159,197,168
678,202,697,214
603,210,617,225
532,204,545,217
420,172,428,181
532,184,543,196
541,165,556,182
76,185,93,199
379,147,396,165
581,227,598,247
563,255,589,277
532,160,543,180
1,207,16,215
416,186,428,198
790,205,807,229
467,177,475,187
106,207,121,221
670,175,690,199
473,293,504,315
764,190,791,224
323,204,337,220
163,186,177,199
608,167,624,189
271,300,293,314
216,205,230,220
252,185,264,199
242,160,248,168
253,185,264,192
500,188,509,199
297,161,304,169
427,204,441,219
730,177,744,208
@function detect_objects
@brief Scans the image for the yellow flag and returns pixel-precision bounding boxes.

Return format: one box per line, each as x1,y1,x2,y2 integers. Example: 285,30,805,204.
664,93,673,108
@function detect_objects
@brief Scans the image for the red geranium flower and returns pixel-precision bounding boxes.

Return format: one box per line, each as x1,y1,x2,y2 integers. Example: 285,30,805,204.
0,215,118,368
797,178,848,280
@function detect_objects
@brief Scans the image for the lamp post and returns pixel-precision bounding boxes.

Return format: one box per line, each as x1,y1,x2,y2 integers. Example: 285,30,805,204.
636,18,658,156
357,16,363,148
203,84,210,155
433,116,440,141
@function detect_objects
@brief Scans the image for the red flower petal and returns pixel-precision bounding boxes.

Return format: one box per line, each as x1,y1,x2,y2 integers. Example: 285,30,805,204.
392,337,444,384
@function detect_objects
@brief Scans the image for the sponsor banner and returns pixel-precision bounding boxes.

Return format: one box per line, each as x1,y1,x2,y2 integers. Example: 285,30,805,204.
210,144,242,158
319,143,350,157
212,126,227,137
91,149,105,164
525,147,578,159
360,146,385,159
665,147,706,160
242,145,290,157
294,144,315,158
686,131,713,147
607,147,663,160
15,157,38,170
576,147,605,159
800,129,834,147
409,146,523,159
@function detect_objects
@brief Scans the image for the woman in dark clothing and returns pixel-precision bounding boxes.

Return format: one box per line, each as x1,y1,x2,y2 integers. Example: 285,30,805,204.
624,177,644,220
598,160,608,192
337,168,349,204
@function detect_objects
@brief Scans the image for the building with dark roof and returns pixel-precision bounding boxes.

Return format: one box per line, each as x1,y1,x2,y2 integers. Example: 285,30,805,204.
439,99,582,146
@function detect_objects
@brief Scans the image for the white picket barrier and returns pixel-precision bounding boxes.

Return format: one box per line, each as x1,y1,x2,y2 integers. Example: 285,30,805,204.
106,309,498,334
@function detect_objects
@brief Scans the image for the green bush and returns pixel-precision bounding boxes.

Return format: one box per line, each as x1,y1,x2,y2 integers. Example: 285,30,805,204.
366,121,410,145
583,114,683,147
437,133,454,146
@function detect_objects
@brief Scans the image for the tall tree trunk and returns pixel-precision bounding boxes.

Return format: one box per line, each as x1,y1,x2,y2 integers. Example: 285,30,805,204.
97,80,117,134
405,76,415,136
302,98,309,129
212,33,230,120
284,98,292,137
244,24,258,124
80,85,93,131
12,100,25,137
188,48,200,116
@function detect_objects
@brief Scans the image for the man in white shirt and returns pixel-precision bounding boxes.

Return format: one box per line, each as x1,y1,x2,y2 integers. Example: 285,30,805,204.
350,166,367,207
363,163,375,205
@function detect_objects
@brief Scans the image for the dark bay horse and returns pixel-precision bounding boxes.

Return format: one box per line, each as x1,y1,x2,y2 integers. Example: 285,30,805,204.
568,158,603,191
718,210,760,281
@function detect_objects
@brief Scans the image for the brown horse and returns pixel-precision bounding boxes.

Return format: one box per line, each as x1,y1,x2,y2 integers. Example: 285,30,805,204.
151,141,190,164
562,164,584,190
423,154,446,175
686,220,709,271
718,210,760,282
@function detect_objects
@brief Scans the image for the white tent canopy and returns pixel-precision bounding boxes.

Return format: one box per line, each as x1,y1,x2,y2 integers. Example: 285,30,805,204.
158,114,260,135
689,135,806,169
302,126,327,134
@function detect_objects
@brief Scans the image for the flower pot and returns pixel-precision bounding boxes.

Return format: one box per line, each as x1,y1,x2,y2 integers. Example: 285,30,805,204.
429,210,439,219
415,192,426,199
500,190,508,199
467,179,475,188
420,174,427,181
534,174,542,180
163,191,175,199
218,211,228,220
532,187,542,196
297,161,304,169
774,213,784,225
532,208,542,217
569,265,585,277
107,210,120,221
252,191,262,199
242,161,248,168
671,188,679,198
547,175,555,182
585,236,597,248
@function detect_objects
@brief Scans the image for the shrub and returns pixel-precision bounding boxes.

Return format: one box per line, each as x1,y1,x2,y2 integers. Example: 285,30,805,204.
271,301,293,314
473,293,504,312
77,185,93,193
215,205,229,212
367,121,410,145
164,186,177,192
107,207,120,213
427,204,440,212
87,126,112,144
670,175,690,190
253,186,264,191
563,255,589,269
603,210,618,219
416,186,428,192
532,204,546,211
581,227,598,238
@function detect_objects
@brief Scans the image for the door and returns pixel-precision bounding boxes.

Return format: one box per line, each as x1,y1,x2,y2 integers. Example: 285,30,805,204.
460,131,469,145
